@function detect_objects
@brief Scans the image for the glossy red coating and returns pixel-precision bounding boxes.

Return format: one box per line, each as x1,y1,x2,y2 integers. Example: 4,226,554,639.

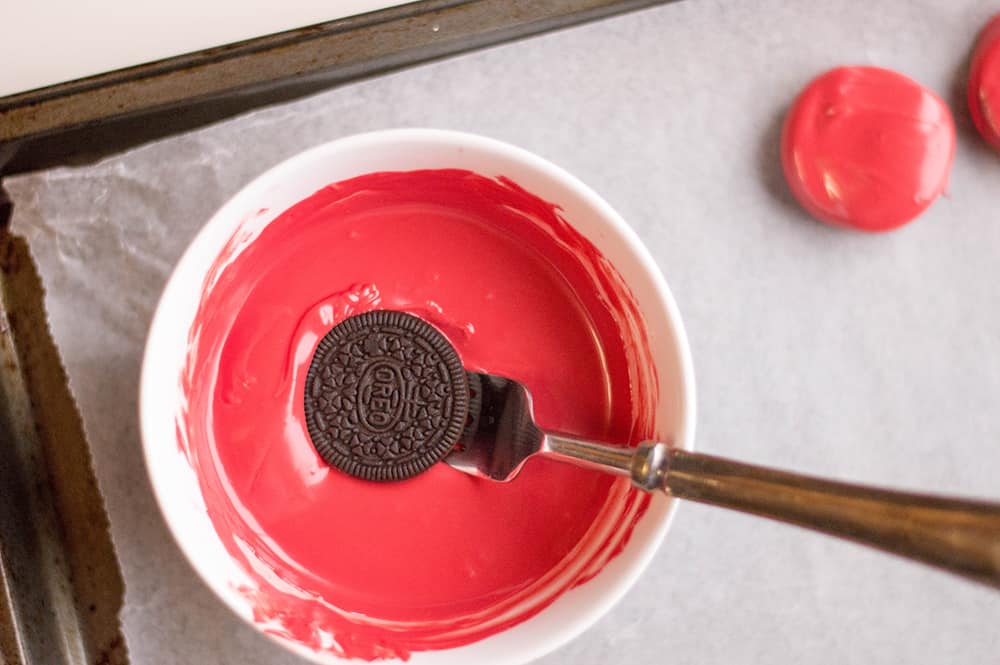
969,13,1000,152
177,169,658,660
781,66,955,232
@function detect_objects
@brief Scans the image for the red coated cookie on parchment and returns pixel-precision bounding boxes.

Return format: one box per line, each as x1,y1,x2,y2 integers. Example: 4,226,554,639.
782,66,955,232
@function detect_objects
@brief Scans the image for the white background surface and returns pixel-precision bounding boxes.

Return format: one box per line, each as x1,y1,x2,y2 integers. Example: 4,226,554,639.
6,0,1000,663
0,0,410,97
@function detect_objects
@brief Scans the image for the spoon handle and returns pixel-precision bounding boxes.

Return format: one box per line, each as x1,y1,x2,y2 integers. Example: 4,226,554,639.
639,445,1000,589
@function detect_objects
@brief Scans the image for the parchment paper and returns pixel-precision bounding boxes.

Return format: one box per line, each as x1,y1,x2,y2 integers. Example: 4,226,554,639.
7,1,1000,663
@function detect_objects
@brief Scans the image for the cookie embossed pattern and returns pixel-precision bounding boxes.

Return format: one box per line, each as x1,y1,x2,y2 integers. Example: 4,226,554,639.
304,310,469,482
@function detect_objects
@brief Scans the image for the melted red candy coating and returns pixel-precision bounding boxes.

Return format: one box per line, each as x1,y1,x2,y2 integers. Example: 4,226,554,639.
781,66,955,232
178,169,658,660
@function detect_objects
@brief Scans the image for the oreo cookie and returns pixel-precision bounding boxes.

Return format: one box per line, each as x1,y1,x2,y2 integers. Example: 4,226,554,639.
304,310,469,481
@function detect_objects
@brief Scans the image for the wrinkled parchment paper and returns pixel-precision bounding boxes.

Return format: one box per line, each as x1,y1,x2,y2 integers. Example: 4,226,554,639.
8,1,1000,663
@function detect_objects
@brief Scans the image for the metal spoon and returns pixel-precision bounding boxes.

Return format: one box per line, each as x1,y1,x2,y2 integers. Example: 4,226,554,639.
446,372,1000,589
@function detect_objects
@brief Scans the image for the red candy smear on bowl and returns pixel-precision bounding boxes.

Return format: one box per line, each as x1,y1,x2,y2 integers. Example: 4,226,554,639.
969,13,1000,152
781,66,955,232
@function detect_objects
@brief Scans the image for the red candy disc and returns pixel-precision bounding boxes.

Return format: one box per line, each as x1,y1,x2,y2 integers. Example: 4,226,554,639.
781,66,955,232
969,13,1000,152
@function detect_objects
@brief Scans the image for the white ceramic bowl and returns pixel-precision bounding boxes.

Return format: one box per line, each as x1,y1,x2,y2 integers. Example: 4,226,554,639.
140,129,696,664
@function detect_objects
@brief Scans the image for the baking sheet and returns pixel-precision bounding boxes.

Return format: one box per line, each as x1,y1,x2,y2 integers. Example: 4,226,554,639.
6,0,1000,662
0,0,412,97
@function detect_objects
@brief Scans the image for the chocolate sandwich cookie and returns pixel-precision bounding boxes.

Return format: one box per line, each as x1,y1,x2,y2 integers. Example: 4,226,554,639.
304,310,469,481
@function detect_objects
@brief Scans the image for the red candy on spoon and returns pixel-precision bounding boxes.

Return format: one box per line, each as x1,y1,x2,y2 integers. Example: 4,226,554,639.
781,66,955,232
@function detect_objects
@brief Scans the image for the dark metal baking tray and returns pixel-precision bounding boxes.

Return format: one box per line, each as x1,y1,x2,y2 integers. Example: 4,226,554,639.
0,0,668,175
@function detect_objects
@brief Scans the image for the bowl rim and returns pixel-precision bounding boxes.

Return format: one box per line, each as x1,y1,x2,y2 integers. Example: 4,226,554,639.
139,128,697,665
